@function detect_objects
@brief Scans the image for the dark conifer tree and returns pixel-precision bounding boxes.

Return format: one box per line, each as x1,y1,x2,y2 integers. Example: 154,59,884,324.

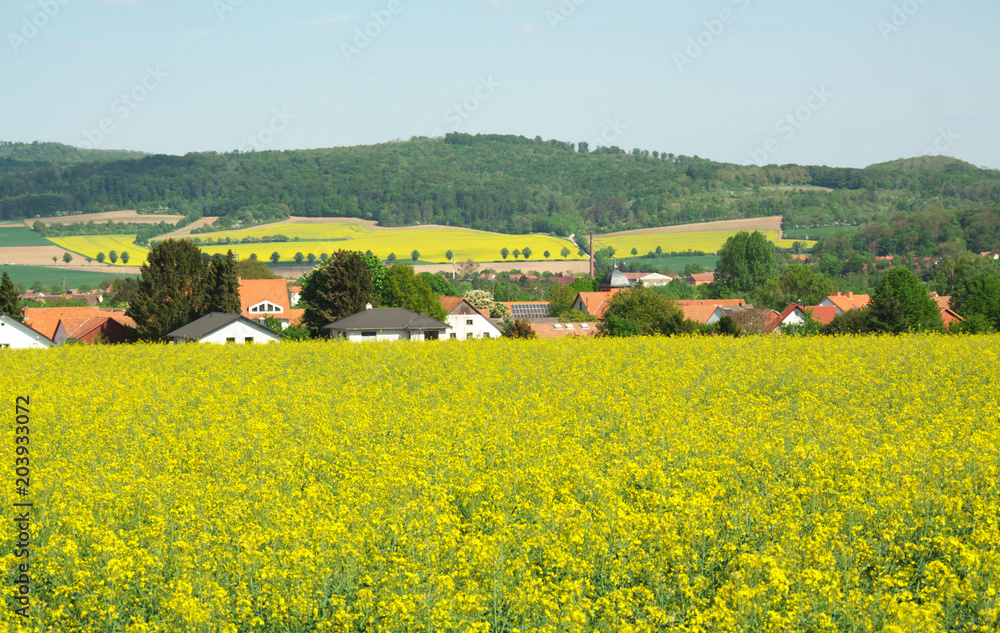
0,271,23,321
127,239,210,341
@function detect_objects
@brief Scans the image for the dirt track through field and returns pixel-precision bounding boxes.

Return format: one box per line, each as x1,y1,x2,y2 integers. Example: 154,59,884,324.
596,216,784,239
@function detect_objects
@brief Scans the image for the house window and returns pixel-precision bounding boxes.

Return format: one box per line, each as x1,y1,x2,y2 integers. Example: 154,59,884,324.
482,333,490,339
581,323,591,329
450,333,457,339
553,324,563,330
249,301,281,314
466,319,474,326
362,331,377,338
225,337,236,343
466,332,474,339
565,324,575,330
244,337,254,344
0,344,9,349
426,331,439,341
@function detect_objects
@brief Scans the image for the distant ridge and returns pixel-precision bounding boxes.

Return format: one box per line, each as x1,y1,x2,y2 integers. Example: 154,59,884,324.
0,141,147,163
866,155,990,175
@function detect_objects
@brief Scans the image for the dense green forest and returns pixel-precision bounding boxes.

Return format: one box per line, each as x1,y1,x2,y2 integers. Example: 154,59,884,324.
2,135,998,247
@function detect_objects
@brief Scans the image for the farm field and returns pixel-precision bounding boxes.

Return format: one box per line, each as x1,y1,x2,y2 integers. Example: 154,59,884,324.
620,254,720,273
2,336,998,632
594,230,814,257
0,226,53,247
0,265,135,288
48,235,149,265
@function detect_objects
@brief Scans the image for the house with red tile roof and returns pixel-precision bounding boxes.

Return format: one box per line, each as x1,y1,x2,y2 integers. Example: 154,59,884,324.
439,296,501,340
685,272,715,286
500,301,553,320
571,290,624,319
0,313,55,349
22,307,137,345
239,279,294,328
528,322,598,338
818,292,871,315
928,293,963,329
679,304,726,325
803,305,838,325
675,299,748,309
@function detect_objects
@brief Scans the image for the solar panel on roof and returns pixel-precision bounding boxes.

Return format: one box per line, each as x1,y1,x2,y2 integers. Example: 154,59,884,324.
509,304,550,318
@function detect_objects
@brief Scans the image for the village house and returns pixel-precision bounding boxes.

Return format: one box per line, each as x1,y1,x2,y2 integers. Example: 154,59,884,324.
324,306,451,342
22,307,137,345
527,322,598,338
685,272,715,286
167,313,284,345
0,313,54,349
818,292,871,315
439,296,502,339
239,278,303,329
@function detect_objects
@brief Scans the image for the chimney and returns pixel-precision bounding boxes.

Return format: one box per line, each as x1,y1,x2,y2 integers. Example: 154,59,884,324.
846,292,852,299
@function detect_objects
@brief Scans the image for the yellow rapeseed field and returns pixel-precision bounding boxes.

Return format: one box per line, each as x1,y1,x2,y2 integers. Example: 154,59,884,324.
49,235,149,265
2,336,998,632
594,230,814,256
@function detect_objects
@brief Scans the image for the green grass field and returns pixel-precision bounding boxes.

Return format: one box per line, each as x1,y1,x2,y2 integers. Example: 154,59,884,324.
783,226,859,240
0,265,136,289
620,254,720,273
0,226,54,247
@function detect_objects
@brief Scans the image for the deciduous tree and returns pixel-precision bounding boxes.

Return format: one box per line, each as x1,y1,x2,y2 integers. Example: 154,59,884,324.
383,264,447,320
714,231,778,294
300,250,374,336
598,286,689,337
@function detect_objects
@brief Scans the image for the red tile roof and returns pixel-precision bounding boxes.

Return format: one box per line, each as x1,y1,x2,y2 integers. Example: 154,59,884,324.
529,322,598,338
687,273,715,285
680,305,723,324
23,307,136,340
573,291,622,319
821,292,871,313
803,305,837,325
239,279,292,320
439,296,490,319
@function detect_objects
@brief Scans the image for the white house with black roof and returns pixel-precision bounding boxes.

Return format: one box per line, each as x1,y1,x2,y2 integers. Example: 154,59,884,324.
324,306,451,342
167,313,284,345
0,313,55,349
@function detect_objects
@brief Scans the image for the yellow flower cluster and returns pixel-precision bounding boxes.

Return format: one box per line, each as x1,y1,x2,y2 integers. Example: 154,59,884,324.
2,335,998,631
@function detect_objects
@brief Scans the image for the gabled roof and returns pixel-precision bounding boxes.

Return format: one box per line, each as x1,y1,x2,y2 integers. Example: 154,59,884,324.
765,304,809,333
679,305,724,324
928,293,952,311
686,273,716,285
0,313,55,347
23,307,136,340
439,296,490,319
239,278,292,319
324,307,449,331
821,292,871,313
803,305,838,325
168,312,283,340
573,291,621,319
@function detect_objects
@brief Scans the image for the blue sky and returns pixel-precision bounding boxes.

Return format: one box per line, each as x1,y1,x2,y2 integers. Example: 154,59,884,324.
3,0,998,169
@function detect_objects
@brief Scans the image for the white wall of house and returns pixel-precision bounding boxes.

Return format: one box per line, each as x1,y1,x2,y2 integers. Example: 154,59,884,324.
445,314,501,340
194,321,281,344
706,309,724,325
335,328,451,342
780,309,807,327
0,317,52,349
638,273,673,287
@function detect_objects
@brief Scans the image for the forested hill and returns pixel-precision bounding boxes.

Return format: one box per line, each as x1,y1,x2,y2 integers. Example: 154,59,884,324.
0,141,147,165
1,134,998,236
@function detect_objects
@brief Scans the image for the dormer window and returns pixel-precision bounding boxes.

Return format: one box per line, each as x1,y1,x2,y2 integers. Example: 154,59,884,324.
249,301,282,314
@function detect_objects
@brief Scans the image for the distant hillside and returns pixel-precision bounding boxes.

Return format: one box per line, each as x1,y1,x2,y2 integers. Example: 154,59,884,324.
1,134,999,236
0,141,147,164
866,155,986,175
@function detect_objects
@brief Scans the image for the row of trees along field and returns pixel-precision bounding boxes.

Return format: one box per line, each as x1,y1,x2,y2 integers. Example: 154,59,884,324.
2,136,998,236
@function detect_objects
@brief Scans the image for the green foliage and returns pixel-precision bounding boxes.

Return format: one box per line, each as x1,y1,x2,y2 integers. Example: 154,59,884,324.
652,278,697,300
505,319,536,339
779,309,824,336
714,231,778,294
108,277,140,306
545,283,578,317
0,271,23,320
490,302,511,319
235,258,280,280
869,268,944,333
270,252,280,264
383,265,447,321
62,252,73,264
96,252,105,264
109,250,118,264
569,277,597,293
522,247,532,260
715,315,739,337
501,247,510,260
462,289,494,311
445,250,454,261
598,287,688,337
754,264,837,311
949,313,995,334
823,308,873,335
127,239,210,341
386,253,396,263
300,250,375,336
206,251,241,314
411,250,420,262
121,251,130,265
560,247,571,258
558,309,598,323
281,325,312,341
361,253,388,306
294,252,305,264
683,263,705,276
420,272,457,297
952,273,1000,330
